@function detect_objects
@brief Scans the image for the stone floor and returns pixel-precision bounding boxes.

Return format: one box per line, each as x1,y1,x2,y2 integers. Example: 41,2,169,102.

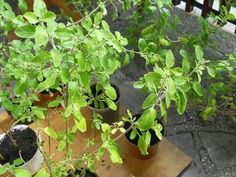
0,2,236,177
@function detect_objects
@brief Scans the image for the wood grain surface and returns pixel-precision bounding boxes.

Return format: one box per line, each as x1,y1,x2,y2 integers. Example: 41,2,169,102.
0,106,191,177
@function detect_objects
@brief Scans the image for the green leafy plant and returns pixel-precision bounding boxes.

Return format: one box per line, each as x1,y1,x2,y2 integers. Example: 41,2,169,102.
123,109,163,155
0,0,129,176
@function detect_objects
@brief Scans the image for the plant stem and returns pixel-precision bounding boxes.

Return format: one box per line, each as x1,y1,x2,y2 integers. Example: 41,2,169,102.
63,83,69,157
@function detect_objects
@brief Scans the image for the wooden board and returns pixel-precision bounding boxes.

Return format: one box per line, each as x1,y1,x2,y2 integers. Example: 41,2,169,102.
0,107,191,177
97,137,191,177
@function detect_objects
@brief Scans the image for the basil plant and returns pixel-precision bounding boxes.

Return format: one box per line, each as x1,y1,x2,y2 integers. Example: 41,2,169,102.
0,0,130,175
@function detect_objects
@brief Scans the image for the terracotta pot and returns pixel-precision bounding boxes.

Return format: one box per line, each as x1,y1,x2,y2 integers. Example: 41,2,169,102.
23,0,81,21
35,89,62,107
124,114,164,159
87,83,120,125
38,89,61,102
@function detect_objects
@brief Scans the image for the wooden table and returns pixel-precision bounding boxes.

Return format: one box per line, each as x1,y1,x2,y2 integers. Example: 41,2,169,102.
0,107,191,177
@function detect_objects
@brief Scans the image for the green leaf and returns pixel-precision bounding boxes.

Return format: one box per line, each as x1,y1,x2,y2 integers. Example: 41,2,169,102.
138,38,146,50
176,90,187,115
15,25,36,38
81,17,92,31
97,147,105,159
76,51,85,71
60,68,70,83
154,64,165,76
130,129,137,140
138,135,148,155
137,108,156,131
105,85,117,100
18,0,28,13
167,78,176,96
32,107,45,119
172,67,183,76
15,169,31,177
160,102,167,118
55,28,72,39
43,11,56,22
64,105,72,117
195,45,203,61
145,131,151,148
57,140,66,151
102,20,110,31
182,57,190,73
79,72,90,88
44,127,58,139
51,49,62,67
24,12,38,24
207,66,216,77
142,93,157,109
74,110,87,132
144,72,161,85
180,50,190,73
33,0,47,17
165,50,175,68
107,142,123,164
48,100,60,108
200,106,215,121
165,92,171,108
35,26,48,46
193,81,204,96
2,100,14,111
37,72,57,92
35,168,49,177
153,124,163,140
174,76,187,85
101,123,111,132
94,12,103,25
14,78,28,96
106,98,117,111
133,80,145,89
0,166,7,175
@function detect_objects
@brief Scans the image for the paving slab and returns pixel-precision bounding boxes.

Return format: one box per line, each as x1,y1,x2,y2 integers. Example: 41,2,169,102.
199,132,236,170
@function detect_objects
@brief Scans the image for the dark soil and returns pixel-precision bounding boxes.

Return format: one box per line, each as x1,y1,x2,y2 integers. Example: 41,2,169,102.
124,114,164,146
0,125,38,165
41,88,59,94
68,169,98,177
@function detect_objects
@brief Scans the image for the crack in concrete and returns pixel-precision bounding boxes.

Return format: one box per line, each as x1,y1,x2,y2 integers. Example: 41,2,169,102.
191,132,217,176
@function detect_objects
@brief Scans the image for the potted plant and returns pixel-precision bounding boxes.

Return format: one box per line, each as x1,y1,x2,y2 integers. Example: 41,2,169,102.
0,0,128,175
86,82,121,125
122,2,235,157
0,124,44,176
123,109,164,159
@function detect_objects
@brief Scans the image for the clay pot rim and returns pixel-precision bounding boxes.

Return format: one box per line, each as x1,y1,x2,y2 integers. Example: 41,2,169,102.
87,82,121,111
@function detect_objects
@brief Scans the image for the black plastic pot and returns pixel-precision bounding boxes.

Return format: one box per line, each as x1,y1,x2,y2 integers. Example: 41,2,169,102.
87,83,120,125
0,125,44,174
124,113,164,159
67,168,98,177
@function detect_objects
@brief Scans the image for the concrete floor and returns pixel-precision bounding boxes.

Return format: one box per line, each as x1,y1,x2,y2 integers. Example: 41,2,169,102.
0,2,235,177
